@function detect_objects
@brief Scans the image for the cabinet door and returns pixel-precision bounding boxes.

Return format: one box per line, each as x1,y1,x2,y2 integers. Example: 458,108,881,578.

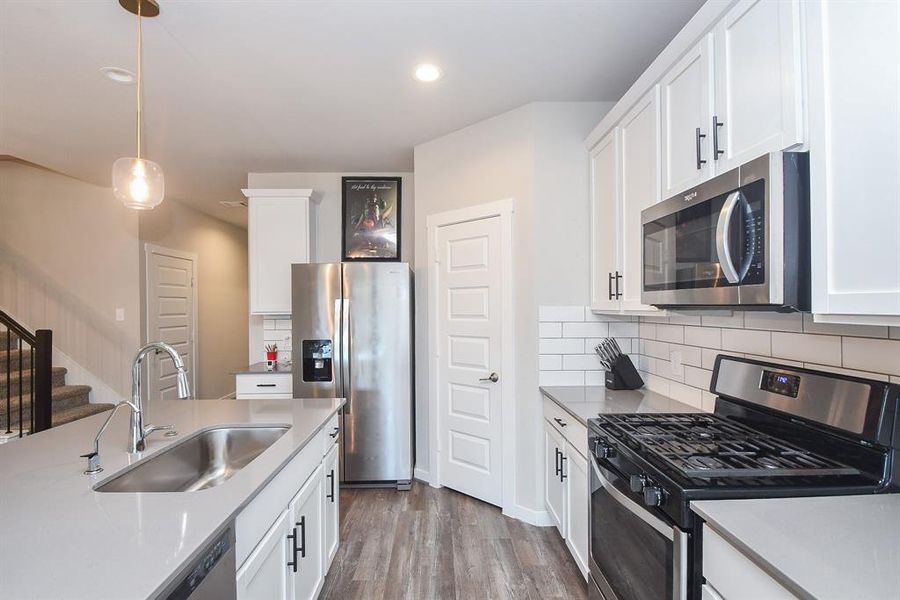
290,465,324,600
544,420,567,536
322,443,340,570
713,0,803,172
236,509,292,600
564,446,589,579
661,36,714,199
807,0,900,319
619,87,663,313
590,129,621,313
249,196,310,314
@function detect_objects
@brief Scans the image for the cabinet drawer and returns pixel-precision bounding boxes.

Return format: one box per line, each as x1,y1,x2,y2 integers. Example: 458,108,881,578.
321,412,340,456
702,524,797,600
543,396,588,459
236,373,292,396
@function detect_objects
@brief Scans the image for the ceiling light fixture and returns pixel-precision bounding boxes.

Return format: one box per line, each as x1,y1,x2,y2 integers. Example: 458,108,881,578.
100,66,136,84
111,0,164,210
414,63,441,83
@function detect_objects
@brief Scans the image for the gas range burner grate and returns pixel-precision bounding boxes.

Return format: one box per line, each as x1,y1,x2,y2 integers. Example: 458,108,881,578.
596,413,859,479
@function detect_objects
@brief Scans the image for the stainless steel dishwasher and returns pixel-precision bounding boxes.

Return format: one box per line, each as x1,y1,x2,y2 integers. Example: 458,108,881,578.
156,526,236,600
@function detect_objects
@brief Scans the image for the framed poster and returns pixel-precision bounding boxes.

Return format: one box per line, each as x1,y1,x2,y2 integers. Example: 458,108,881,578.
341,176,401,261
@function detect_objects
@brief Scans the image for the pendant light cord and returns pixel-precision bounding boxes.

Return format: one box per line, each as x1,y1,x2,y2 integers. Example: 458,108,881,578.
136,0,142,160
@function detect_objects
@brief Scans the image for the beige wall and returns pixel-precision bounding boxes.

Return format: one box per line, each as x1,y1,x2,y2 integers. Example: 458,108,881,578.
413,102,611,516
0,160,141,399
139,199,249,399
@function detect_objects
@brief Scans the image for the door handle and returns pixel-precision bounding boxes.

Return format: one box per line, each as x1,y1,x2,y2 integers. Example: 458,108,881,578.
326,469,335,502
297,516,306,558
715,191,743,284
287,526,298,572
554,448,561,477
560,454,568,482
479,372,499,383
341,298,351,414
713,115,725,160
614,271,623,299
553,417,567,428
608,272,614,300
695,127,707,170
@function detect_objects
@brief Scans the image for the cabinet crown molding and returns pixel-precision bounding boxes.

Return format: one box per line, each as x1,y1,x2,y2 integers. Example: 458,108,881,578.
241,188,314,200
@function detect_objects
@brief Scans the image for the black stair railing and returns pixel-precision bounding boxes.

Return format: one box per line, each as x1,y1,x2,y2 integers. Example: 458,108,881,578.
0,310,52,437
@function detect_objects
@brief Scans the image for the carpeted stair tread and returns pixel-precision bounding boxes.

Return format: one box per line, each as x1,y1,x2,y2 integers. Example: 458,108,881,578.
0,366,68,394
0,349,33,373
0,331,20,347
2,384,92,425
52,402,114,426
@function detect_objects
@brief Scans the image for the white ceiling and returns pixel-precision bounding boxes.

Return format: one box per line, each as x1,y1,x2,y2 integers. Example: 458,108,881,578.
0,0,703,226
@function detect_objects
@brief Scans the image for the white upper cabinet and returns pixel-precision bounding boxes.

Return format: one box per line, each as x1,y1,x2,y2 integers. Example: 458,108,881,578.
713,0,804,172
807,0,900,320
660,35,714,199
244,189,315,315
589,129,620,313
619,87,662,313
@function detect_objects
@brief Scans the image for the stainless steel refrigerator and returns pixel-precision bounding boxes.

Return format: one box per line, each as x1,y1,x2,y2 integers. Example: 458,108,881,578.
291,262,413,489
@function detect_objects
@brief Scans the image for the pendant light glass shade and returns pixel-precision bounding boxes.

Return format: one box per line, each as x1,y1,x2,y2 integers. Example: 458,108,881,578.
112,157,164,210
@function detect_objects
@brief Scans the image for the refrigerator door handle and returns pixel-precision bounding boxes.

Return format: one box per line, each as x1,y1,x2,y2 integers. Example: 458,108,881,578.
342,298,351,414
334,298,343,398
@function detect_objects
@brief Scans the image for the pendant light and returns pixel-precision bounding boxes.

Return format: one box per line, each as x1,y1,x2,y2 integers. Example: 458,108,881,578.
112,0,164,210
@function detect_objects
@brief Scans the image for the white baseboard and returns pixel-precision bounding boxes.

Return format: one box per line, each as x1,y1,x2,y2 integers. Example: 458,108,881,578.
413,466,434,485
52,347,124,406
503,503,555,527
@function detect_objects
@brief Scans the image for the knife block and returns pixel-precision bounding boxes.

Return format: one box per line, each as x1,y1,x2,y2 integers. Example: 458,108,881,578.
605,354,644,390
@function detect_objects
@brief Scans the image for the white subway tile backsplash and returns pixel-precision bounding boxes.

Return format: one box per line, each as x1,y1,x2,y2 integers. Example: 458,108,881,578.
639,322,657,340
656,324,684,344
275,319,292,330
264,319,277,330
609,322,640,337
684,326,721,349
701,312,744,328
721,328,771,355
585,371,606,386
539,355,562,370
563,322,609,338
744,312,803,332
540,305,584,322
771,332,842,366
539,322,562,338
539,370,585,386
539,338,584,354
842,337,900,377
701,391,717,413
804,363,891,382
668,381,702,409
563,354,604,371
684,366,712,391
803,314,888,338
702,348,742,370
667,313,703,326
643,339,670,360
671,344,702,367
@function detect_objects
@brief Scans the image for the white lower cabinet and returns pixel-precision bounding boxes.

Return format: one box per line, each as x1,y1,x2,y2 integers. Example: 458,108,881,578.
702,524,797,599
290,466,324,600
236,423,340,600
542,402,589,579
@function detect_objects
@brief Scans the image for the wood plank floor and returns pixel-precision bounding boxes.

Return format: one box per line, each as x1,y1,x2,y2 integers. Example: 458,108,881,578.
320,482,588,600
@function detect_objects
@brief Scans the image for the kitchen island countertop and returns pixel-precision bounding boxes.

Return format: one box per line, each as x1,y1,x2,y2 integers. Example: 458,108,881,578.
0,396,343,600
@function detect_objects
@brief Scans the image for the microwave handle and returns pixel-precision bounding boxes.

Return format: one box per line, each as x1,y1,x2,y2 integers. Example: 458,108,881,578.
715,191,743,284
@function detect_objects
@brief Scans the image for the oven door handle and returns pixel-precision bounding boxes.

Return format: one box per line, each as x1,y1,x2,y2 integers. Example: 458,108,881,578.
716,191,743,284
590,455,674,541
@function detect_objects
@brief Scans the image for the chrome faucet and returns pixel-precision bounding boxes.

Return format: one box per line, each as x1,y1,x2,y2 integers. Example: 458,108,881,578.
129,341,191,452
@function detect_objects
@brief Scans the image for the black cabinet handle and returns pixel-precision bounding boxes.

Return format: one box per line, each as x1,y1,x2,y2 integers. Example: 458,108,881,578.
554,448,561,477
695,127,707,170
608,272,614,300
713,116,725,160
327,469,335,502
287,527,298,572
553,417,567,428
560,455,568,483
615,271,623,300
256,383,277,388
329,426,339,439
297,516,306,558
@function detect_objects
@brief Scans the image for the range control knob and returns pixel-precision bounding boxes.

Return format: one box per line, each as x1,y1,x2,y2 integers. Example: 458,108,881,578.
643,485,665,507
629,474,648,493
595,442,617,459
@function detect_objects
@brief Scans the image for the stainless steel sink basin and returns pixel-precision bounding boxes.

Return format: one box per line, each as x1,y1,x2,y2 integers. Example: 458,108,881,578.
95,425,290,493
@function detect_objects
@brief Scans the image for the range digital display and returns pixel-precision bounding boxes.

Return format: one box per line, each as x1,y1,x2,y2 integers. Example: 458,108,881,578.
760,370,801,398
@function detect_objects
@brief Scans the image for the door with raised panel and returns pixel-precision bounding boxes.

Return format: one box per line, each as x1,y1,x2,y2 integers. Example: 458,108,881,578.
322,443,339,570
290,466,323,600
713,0,803,172
236,509,291,600
544,420,566,536
661,36,714,199
590,129,621,313
620,87,663,313
436,215,504,506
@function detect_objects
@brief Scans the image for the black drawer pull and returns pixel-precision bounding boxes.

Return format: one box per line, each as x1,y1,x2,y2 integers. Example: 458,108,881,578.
297,516,306,558
256,383,277,388
553,417,567,428
329,427,339,439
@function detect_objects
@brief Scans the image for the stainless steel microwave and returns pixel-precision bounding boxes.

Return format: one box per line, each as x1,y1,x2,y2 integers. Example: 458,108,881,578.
640,152,809,311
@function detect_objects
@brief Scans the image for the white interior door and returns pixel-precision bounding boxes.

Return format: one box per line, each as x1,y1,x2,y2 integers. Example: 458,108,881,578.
146,246,196,400
436,215,503,507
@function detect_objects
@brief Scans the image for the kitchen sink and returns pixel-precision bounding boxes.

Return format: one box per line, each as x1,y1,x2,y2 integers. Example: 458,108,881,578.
94,425,290,493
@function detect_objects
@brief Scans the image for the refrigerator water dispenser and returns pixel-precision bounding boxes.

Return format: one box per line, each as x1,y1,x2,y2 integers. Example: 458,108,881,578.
301,339,333,382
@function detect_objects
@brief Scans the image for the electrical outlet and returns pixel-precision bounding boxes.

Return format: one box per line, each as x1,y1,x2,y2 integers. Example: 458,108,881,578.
115,308,125,322
670,350,684,377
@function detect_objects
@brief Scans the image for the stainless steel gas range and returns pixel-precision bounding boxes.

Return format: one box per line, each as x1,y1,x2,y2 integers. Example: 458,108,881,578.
587,356,900,600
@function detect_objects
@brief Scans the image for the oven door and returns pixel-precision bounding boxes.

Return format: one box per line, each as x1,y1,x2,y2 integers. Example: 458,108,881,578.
641,162,768,308
589,454,688,600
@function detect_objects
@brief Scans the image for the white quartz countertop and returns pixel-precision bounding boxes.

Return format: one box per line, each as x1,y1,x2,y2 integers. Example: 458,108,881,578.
692,495,900,600
540,385,699,425
0,397,343,600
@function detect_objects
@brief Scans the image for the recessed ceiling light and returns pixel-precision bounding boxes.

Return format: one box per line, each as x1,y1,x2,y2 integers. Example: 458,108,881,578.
414,63,441,83
100,66,136,84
